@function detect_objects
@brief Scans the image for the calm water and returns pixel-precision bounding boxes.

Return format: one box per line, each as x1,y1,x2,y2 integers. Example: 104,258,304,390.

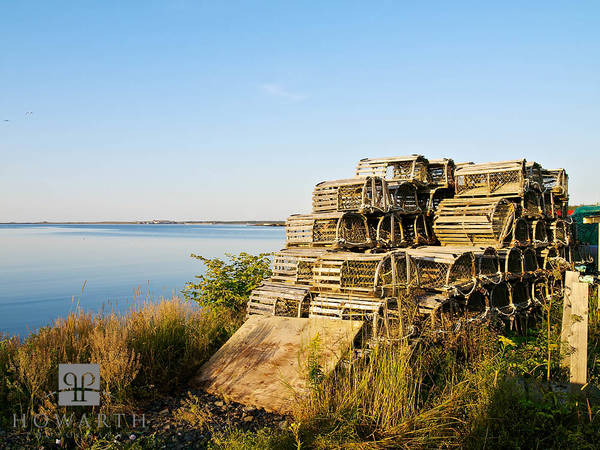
0,224,285,336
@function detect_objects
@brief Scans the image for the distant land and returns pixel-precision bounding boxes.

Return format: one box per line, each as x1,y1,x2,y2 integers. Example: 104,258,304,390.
1,220,285,226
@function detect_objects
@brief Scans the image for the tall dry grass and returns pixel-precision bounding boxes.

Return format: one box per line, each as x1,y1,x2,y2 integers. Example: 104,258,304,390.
0,296,242,422
293,325,500,448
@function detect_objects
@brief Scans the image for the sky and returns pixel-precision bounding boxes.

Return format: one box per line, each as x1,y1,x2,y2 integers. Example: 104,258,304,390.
1,1,599,221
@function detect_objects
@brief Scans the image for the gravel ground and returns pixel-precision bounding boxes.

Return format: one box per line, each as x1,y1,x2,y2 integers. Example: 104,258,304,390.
0,390,287,449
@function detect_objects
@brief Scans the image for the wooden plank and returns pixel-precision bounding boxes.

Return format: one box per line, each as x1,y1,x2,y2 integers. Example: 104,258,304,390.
570,281,589,392
193,316,363,413
560,271,579,368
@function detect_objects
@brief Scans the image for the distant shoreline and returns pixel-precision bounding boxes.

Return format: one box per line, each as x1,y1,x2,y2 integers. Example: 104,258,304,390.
0,220,286,226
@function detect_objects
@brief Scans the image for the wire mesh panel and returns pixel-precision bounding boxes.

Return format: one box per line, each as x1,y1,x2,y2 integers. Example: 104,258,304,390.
433,197,515,247
355,155,430,185
247,282,311,318
497,247,524,279
530,219,548,247
388,181,421,213
454,160,527,197
271,248,330,286
313,177,391,213
285,213,373,248
406,247,476,294
427,158,455,188
548,219,569,246
511,218,531,247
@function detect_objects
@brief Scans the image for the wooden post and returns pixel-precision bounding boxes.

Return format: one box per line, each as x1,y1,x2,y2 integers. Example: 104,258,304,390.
569,281,589,392
560,271,579,368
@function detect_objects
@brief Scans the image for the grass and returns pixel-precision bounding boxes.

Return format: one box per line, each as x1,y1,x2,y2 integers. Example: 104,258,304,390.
0,296,243,428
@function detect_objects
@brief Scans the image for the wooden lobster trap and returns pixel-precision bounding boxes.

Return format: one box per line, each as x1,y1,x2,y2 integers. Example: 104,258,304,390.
427,158,455,188
519,189,544,218
522,248,541,276
509,280,533,309
433,197,515,247
355,155,430,185
271,248,330,286
388,181,421,213
542,168,569,199
454,160,529,197
488,282,513,313
449,246,502,284
308,294,391,337
525,161,544,191
543,192,569,218
537,247,570,274
371,213,404,248
313,177,391,214
418,187,454,215
311,251,411,298
403,214,436,246
285,213,373,249
247,282,311,318
497,247,524,279
406,247,476,295
530,219,548,247
511,217,531,247
547,219,569,246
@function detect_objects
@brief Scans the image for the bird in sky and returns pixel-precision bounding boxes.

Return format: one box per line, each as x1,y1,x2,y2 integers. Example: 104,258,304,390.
25,111,33,115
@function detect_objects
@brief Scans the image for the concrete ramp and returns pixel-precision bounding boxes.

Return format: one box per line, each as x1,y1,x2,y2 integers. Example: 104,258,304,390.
193,316,363,413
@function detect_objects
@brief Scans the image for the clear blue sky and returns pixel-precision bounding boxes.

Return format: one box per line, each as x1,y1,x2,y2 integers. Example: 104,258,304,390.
1,1,598,221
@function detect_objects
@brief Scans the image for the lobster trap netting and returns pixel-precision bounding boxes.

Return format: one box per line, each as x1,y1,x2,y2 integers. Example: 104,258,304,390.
455,160,526,197
272,248,328,285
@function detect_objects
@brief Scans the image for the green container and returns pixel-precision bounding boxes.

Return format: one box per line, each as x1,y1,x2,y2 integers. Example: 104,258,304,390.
572,206,600,245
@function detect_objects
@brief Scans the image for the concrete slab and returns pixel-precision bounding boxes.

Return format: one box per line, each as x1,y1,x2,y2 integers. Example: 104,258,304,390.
192,316,363,413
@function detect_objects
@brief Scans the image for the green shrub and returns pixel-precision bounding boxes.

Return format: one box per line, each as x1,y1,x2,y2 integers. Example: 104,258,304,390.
182,252,272,313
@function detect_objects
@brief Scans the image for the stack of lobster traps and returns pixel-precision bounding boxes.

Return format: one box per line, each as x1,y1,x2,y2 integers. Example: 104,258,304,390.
247,155,577,338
